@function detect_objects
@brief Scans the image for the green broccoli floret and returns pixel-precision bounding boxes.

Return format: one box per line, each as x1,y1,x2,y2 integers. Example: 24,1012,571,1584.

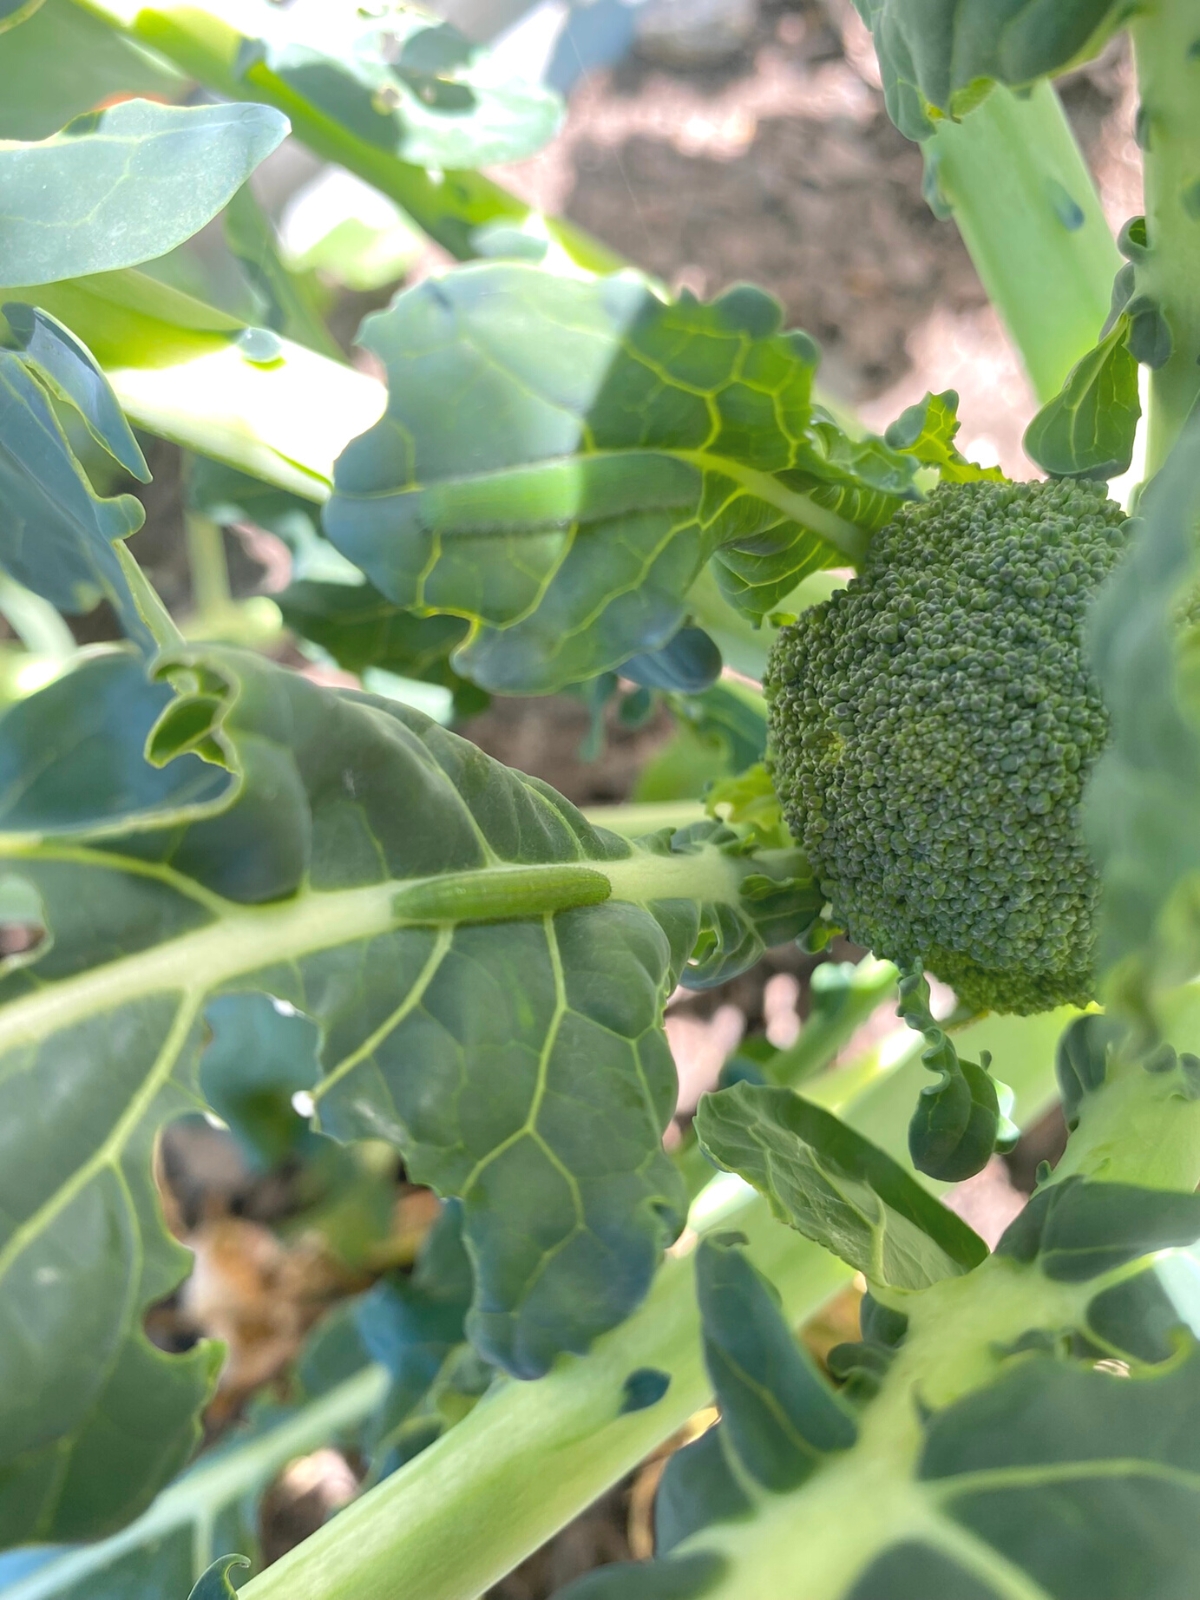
765,478,1130,1015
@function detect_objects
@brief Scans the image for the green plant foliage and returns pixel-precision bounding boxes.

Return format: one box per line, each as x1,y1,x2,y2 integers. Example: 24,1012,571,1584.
0,100,288,287
223,185,341,360
853,0,1123,140
655,1424,752,1556
233,0,561,171
0,304,157,648
695,1083,987,1291
1023,317,1141,477
881,389,1004,484
996,1173,1200,1280
0,0,183,140
845,1346,1200,1599
0,639,822,1540
897,965,1017,1184
1086,417,1200,1005
324,264,943,693
695,1236,857,1491
766,477,1130,1014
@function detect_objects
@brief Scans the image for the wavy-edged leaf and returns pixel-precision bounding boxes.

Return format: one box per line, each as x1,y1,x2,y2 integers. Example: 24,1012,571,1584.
0,306,157,648
883,389,1005,483
325,264,920,693
234,0,562,171
1023,317,1140,479
0,100,288,287
695,1236,856,1491
0,642,822,1538
1086,416,1200,1001
854,0,1123,140
694,1082,987,1291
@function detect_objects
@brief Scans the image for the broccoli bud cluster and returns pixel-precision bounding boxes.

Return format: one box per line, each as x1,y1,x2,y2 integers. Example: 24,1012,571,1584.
765,478,1129,1014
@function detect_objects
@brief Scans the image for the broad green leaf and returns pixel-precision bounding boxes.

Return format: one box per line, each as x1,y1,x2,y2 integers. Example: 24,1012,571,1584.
232,0,562,170
854,0,1123,140
695,1083,987,1291
1086,417,1200,999
0,642,819,1539
0,0,183,141
847,1346,1200,1599
695,1236,856,1491
0,305,157,649
325,264,920,693
1023,318,1140,478
0,0,45,32
0,100,288,287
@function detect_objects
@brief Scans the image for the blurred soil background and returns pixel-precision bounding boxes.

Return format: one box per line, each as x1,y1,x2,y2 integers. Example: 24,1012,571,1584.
118,1,1135,1589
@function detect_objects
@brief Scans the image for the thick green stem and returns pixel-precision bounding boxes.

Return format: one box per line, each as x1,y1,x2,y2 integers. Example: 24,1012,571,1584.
65,0,624,275
930,80,1121,403
240,1006,1067,1600
1130,2,1200,474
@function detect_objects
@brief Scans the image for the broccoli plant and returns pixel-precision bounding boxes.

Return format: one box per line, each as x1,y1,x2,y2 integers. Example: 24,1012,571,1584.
0,1,1198,1599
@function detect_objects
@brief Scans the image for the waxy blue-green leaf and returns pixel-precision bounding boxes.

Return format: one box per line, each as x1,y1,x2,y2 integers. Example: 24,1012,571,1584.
0,305,157,649
853,0,1123,140
846,1346,1200,1599
1023,317,1141,478
325,264,924,693
277,578,473,696
233,0,562,171
996,1174,1200,1281
695,1082,987,1290
223,185,342,360
0,99,288,287
1086,415,1200,998
0,642,819,1541
655,1425,751,1557
0,0,183,141
695,1236,856,1491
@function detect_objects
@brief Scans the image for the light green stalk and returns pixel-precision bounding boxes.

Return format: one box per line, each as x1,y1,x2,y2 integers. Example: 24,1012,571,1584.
929,80,1121,403
240,1005,1069,1600
64,0,624,275
1129,1,1200,473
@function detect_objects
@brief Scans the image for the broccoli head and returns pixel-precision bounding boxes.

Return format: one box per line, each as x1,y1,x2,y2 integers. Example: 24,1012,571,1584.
765,478,1129,1015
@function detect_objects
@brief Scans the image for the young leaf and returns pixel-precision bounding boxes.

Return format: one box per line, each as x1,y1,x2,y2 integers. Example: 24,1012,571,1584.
0,100,288,287
1086,415,1200,1000
882,389,1005,483
0,306,157,649
324,265,922,693
1023,317,1141,478
695,1236,857,1491
187,1556,250,1600
897,966,1017,1183
234,0,562,171
694,1083,987,1291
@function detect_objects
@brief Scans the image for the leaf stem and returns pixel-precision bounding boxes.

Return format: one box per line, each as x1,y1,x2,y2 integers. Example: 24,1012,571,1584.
1129,1,1200,474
